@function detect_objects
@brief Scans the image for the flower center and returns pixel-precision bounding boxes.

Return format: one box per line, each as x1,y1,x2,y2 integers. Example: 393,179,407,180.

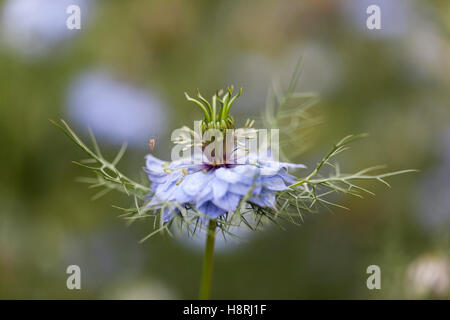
202,162,235,172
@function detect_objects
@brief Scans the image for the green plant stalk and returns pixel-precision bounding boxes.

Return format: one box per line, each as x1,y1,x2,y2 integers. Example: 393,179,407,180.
199,219,217,300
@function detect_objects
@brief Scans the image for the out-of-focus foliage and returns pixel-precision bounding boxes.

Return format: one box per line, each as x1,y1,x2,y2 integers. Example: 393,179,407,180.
0,0,449,299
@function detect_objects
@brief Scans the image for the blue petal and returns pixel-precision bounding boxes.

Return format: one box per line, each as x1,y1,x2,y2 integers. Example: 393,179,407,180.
171,185,193,203
279,161,307,171
261,176,290,191
145,154,166,172
181,171,211,196
228,182,252,196
231,164,259,180
198,201,226,219
249,191,276,208
259,165,280,176
276,170,297,185
157,171,183,192
215,167,242,183
196,178,215,207
213,178,228,200
213,192,241,212
162,205,178,223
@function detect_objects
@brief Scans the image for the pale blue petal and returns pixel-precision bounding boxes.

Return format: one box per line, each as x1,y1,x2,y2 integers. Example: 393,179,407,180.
279,162,306,170
213,192,241,212
196,178,215,207
249,191,276,208
215,167,242,183
228,183,252,196
145,154,166,169
171,186,193,203
259,165,280,176
198,201,225,219
262,176,290,191
161,205,180,223
213,178,228,200
231,164,259,180
181,171,211,196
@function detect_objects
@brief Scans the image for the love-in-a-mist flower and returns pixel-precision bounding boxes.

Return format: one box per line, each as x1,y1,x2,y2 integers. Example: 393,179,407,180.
145,87,305,222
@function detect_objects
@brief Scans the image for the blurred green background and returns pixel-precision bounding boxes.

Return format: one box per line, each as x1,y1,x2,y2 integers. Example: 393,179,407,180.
0,0,449,299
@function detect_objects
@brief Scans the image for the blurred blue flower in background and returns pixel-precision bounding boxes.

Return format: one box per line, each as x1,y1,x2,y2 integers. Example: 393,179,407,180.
1,0,92,56
67,69,169,147
339,0,415,38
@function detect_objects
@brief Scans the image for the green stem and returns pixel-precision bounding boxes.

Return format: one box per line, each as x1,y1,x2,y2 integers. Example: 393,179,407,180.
199,219,216,300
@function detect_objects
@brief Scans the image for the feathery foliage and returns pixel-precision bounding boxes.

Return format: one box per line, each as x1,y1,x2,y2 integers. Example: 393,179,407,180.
52,65,415,241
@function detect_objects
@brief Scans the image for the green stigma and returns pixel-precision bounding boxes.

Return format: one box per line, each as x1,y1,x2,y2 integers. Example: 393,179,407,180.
184,86,242,131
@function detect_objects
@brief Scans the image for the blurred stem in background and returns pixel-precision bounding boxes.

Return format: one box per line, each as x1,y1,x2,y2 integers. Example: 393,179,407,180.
199,219,217,300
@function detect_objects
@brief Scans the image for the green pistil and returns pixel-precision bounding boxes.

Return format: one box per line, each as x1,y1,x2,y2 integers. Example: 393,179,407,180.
185,92,211,123
211,94,217,123
185,86,242,132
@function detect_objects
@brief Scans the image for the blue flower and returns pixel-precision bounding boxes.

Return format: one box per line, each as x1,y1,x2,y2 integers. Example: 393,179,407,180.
145,154,305,222
67,69,168,147
1,0,92,56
